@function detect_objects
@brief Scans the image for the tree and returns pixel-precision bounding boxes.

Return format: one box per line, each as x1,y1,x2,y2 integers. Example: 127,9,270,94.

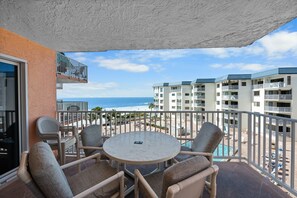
88,106,103,124
148,103,155,111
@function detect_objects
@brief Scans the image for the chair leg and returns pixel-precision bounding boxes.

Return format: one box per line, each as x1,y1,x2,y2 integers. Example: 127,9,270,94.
61,142,65,165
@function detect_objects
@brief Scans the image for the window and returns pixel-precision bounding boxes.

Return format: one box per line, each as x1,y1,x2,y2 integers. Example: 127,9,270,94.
172,93,175,96
242,82,246,86
254,102,260,107
185,93,190,96
254,91,260,96
185,107,190,110
172,106,175,109
160,106,163,110
217,84,220,88
171,86,178,90
216,101,220,105
171,100,175,102
217,92,220,96
287,76,291,85
160,94,163,97
160,100,163,103
185,100,190,104
160,88,163,92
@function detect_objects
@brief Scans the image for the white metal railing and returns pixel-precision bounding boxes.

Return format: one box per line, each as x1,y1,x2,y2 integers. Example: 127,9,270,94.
222,85,239,90
252,84,264,89
194,102,205,107
264,94,292,100
195,88,205,91
222,104,238,109
57,110,297,196
194,95,205,99
222,95,238,100
265,106,291,113
264,82,285,88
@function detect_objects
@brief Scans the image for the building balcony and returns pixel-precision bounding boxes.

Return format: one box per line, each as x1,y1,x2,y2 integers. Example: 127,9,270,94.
3,110,296,197
194,102,205,107
222,95,238,100
222,85,239,90
252,84,264,89
222,104,238,109
56,53,88,83
57,100,88,111
264,94,292,100
194,95,205,99
265,106,291,113
195,88,205,92
264,82,285,89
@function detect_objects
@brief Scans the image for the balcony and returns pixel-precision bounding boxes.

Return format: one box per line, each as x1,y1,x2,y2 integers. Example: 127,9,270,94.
194,102,205,107
252,84,264,89
57,100,88,111
195,87,205,92
222,85,239,90
222,95,238,100
222,104,238,109
265,106,291,113
265,94,292,100
56,53,88,83
264,82,285,89
194,95,205,99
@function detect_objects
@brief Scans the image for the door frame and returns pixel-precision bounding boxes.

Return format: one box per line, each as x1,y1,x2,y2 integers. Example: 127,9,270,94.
0,53,28,184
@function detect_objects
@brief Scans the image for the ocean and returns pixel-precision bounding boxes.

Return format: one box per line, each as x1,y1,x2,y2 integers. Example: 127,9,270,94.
61,97,154,110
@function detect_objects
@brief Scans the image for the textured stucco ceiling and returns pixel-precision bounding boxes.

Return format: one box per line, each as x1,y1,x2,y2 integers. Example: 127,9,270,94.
1,0,297,52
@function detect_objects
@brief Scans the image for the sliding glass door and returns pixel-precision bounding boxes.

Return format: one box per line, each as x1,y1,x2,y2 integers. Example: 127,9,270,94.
0,60,19,179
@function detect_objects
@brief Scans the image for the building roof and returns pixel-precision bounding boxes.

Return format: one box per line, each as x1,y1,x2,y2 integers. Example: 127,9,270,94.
252,67,297,79
153,83,169,87
215,74,251,82
191,78,216,84
169,81,192,86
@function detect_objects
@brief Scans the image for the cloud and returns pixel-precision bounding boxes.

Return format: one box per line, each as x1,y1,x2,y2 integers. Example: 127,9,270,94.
57,81,118,98
67,52,88,62
199,48,230,58
259,31,297,58
210,63,280,71
93,57,149,72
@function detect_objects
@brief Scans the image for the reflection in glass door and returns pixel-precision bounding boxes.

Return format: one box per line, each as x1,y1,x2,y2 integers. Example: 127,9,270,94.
0,61,19,178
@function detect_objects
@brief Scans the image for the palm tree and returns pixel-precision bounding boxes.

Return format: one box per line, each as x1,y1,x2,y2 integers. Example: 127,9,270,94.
88,106,103,124
148,103,155,111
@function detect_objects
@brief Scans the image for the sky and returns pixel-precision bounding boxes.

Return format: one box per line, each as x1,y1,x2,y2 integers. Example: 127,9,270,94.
57,18,297,99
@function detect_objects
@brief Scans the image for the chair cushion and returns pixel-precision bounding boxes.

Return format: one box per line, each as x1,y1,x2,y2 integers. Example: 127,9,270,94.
68,160,119,198
161,156,210,198
142,171,164,197
81,125,103,156
174,146,192,162
29,142,73,198
191,122,224,153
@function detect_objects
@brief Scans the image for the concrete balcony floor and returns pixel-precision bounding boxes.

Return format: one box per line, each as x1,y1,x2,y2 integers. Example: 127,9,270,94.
0,158,292,198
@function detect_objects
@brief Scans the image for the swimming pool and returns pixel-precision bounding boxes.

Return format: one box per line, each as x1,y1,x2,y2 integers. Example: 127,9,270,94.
181,141,234,161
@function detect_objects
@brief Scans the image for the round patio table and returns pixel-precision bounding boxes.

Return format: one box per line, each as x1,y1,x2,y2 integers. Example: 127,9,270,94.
103,131,181,165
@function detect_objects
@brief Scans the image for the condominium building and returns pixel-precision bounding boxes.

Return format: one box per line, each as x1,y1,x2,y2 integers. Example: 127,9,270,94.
153,67,297,124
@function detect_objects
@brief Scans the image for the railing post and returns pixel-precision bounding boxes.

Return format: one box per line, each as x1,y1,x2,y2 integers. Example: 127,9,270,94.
247,112,252,164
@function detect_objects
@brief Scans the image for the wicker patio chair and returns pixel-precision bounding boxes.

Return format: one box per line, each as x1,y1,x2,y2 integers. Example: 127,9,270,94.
36,116,78,165
18,142,125,198
134,155,219,198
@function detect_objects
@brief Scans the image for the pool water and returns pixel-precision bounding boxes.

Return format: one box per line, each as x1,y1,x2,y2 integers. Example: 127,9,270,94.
182,141,234,161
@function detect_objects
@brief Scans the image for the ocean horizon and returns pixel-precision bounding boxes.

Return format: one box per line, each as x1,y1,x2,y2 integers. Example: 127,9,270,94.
60,97,154,110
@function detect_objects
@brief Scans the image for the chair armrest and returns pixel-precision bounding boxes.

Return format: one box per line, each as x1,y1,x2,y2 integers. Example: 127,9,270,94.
134,169,158,198
73,171,125,198
17,151,31,184
176,137,194,141
78,146,103,151
61,153,101,169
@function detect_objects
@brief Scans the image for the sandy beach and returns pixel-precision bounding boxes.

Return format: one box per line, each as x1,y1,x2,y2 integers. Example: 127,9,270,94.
105,105,150,111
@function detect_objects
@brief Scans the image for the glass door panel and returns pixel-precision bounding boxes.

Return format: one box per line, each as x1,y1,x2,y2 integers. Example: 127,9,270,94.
0,61,19,176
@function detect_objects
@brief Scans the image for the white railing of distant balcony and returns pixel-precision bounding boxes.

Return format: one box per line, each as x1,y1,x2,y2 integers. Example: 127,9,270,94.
56,110,297,196
195,88,205,92
222,95,238,100
264,82,285,89
222,104,238,109
222,85,239,90
252,84,264,89
194,95,205,99
194,102,205,107
265,106,291,113
264,94,292,100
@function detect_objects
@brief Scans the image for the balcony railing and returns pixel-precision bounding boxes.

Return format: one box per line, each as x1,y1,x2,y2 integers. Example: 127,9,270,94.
194,102,205,107
264,82,285,89
222,104,238,109
195,88,205,92
264,94,292,100
222,95,238,100
56,53,88,82
194,95,205,99
222,85,239,90
252,84,264,89
57,110,297,196
265,106,291,113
